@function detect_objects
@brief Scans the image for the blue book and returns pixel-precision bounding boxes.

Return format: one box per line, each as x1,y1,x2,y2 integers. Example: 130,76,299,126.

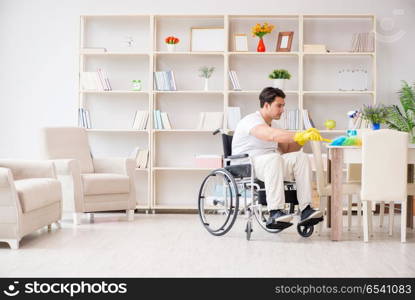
156,110,163,129
153,110,158,129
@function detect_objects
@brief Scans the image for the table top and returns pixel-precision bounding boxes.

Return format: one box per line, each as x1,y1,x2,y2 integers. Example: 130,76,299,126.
326,144,415,149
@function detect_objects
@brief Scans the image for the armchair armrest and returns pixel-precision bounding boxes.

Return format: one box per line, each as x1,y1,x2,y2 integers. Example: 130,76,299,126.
0,160,56,180
92,157,135,175
0,167,21,228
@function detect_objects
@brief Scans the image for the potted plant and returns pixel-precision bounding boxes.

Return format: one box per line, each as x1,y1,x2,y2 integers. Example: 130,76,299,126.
361,104,387,130
268,69,291,90
165,36,180,52
251,22,275,52
384,81,415,143
199,66,215,91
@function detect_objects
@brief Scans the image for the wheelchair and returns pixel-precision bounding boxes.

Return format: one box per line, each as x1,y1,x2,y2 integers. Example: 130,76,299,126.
197,129,321,240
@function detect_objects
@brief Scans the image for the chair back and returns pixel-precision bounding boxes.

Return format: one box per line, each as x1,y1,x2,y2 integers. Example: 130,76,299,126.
42,127,94,173
361,129,408,202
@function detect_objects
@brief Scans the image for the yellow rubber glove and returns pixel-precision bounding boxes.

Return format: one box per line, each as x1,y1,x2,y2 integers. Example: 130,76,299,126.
294,128,332,145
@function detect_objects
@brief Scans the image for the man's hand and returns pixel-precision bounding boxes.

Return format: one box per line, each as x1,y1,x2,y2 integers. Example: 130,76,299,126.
294,128,332,146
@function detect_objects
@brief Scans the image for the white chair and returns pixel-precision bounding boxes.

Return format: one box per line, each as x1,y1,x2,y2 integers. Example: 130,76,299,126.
41,127,136,225
309,141,361,235
361,129,408,242
0,160,62,249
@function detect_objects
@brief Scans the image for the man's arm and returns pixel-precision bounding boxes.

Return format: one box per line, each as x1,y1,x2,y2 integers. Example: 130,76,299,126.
250,124,296,144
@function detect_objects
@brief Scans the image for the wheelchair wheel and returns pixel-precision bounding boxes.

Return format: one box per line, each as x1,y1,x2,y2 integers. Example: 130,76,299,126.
198,168,239,236
297,224,314,237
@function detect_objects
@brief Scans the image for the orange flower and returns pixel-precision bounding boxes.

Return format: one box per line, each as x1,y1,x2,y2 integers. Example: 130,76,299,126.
251,22,275,38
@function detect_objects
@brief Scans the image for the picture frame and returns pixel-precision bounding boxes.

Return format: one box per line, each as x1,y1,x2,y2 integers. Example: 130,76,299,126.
276,31,294,52
233,34,248,52
190,27,225,52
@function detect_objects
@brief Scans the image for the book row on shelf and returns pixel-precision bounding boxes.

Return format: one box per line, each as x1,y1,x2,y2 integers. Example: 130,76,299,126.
153,71,177,91
153,110,172,129
351,32,375,52
132,111,149,130
131,147,149,169
78,108,92,129
228,70,241,91
81,69,112,91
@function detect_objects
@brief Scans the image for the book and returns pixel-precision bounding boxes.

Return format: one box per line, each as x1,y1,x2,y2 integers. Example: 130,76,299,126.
161,112,172,130
132,111,149,130
197,112,223,130
227,107,241,130
78,108,91,129
156,110,163,129
351,32,374,52
135,149,149,168
303,44,326,52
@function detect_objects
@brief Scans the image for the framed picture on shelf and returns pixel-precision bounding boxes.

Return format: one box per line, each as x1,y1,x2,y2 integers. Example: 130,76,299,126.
233,34,248,52
190,27,225,52
276,31,294,52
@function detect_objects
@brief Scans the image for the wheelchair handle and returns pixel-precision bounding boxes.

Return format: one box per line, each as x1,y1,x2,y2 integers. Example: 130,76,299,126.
213,128,234,135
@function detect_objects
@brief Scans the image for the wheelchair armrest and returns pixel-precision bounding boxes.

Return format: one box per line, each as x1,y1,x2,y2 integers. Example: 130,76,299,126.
226,154,249,160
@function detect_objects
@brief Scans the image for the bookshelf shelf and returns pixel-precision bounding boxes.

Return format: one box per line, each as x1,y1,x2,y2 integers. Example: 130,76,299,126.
79,13,376,211
86,129,149,133
154,90,224,94
81,90,150,94
80,51,151,56
303,91,374,94
303,52,374,56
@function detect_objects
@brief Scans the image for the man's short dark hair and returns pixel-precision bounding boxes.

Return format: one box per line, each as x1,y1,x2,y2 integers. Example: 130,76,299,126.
259,87,286,108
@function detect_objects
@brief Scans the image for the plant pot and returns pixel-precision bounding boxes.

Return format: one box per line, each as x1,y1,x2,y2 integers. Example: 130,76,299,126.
272,79,285,90
257,38,265,52
204,78,209,91
371,123,380,130
167,44,176,52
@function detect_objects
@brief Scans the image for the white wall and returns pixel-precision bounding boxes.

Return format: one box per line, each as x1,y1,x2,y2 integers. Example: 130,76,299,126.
0,0,414,158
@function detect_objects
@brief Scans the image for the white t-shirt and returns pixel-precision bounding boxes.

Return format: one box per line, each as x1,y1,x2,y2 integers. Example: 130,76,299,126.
232,111,278,158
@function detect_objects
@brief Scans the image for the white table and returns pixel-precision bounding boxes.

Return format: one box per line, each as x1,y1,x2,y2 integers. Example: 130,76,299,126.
326,145,415,241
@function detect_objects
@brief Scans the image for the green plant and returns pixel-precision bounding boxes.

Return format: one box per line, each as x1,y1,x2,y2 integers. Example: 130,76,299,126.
384,80,415,142
198,66,215,79
268,69,291,80
361,104,387,124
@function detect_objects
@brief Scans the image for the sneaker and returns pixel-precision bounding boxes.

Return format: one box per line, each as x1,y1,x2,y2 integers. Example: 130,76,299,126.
300,205,323,223
266,209,293,226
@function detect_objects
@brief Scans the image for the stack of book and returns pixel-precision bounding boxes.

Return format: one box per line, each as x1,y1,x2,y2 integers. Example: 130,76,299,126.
302,109,316,129
351,32,375,52
134,148,149,169
81,69,112,91
132,111,149,130
228,70,241,90
281,109,301,130
197,112,224,131
153,71,177,91
153,110,172,129
78,108,91,129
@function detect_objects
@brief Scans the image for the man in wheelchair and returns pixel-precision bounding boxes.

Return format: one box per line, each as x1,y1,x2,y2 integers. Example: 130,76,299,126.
232,87,329,230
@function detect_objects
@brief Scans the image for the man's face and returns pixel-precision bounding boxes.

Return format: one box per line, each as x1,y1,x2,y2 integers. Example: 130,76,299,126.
265,96,285,120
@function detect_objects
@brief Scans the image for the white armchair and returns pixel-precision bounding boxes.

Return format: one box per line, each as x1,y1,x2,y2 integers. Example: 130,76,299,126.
41,127,136,225
0,160,62,249
361,129,408,242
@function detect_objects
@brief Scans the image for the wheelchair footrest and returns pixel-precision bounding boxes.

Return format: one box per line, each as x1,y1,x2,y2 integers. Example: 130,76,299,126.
266,221,293,230
298,217,323,227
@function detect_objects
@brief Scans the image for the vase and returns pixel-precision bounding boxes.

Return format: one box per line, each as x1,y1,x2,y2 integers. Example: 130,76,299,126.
257,38,265,52
372,123,380,130
167,44,176,52
272,79,285,90
204,78,209,91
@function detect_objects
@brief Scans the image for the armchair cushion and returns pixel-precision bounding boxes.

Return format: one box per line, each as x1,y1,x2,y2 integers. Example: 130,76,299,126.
82,173,130,196
14,178,61,213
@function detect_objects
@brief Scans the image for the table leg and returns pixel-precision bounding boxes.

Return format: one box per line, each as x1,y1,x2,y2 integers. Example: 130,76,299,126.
331,148,343,241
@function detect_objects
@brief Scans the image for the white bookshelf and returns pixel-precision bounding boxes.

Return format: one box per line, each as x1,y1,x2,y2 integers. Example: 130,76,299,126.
78,13,376,211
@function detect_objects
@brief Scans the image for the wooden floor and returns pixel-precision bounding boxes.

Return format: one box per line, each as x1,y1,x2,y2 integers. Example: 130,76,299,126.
1,213,414,277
